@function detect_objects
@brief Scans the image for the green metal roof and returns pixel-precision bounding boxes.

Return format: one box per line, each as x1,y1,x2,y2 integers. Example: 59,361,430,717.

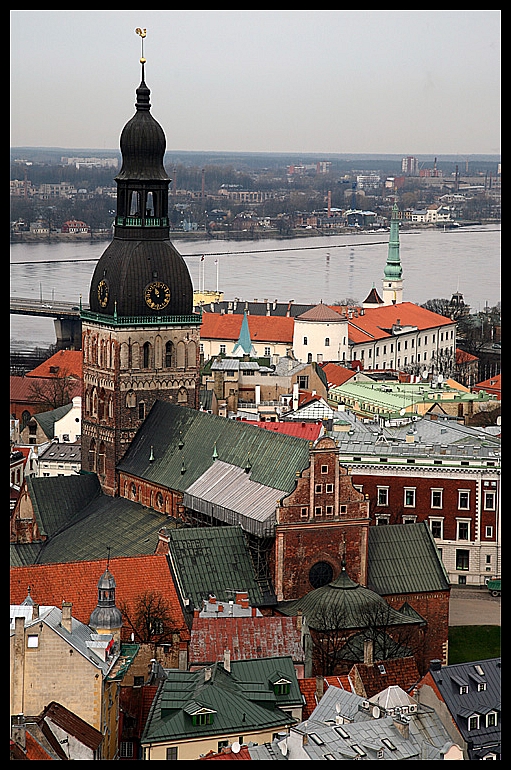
11,474,169,566
367,522,450,595
142,658,298,746
34,402,73,439
118,400,311,494
166,526,263,610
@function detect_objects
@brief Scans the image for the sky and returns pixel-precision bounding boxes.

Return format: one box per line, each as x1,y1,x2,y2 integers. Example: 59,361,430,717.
10,10,501,156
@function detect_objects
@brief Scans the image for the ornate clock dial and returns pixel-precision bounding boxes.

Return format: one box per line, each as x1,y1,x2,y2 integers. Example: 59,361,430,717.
97,279,109,307
145,280,171,310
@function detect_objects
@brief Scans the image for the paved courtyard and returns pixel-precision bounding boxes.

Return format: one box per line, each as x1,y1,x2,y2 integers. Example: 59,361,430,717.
448,587,501,626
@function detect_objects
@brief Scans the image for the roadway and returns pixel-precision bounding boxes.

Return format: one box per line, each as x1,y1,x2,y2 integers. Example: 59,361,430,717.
10,297,88,319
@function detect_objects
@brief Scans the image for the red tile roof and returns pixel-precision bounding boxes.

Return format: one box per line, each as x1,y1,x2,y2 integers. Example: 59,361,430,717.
473,372,501,398
299,675,354,719
349,657,421,699
200,312,294,344
199,745,252,760
241,420,323,441
319,362,356,388
189,616,303,665
329,302,453,345
10,554,190,642
26,349,83,379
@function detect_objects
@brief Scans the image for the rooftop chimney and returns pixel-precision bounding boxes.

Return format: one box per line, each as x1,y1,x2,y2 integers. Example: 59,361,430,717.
363,638,374,666
224,648,231,672
61,601,72,634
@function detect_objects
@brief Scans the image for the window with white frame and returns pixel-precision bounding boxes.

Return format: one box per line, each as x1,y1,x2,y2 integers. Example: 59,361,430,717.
486,712,497,727
431,489,443,508
403,514,417,524
468,715,480,731
458,490,470,510
376,514,390,525
404,488,416,507
430,518,443,539
484,491,496,510
457,520,470,540
485,526,494,538
377,486,389,506
326,483,333,493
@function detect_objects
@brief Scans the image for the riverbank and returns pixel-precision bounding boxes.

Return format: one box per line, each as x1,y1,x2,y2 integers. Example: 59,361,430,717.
10,219,499,245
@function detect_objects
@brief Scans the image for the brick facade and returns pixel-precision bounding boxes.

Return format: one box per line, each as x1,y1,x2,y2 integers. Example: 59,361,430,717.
81,321,201,496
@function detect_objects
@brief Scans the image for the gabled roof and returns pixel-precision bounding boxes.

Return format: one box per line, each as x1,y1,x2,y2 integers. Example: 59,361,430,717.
26,349,83,379
201,311,294,344
319,362,356,388
425,658,501,756
332,301,453,345
118,400,311,495
349,656,421,700
142,658,298,746
10,474,170,566
10,554,189,642
189,616,304,666
367,522,450,595
166,526,263,611
38,701,103,750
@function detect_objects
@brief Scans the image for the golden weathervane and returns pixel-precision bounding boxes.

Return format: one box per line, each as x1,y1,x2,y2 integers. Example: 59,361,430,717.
135,27,147,64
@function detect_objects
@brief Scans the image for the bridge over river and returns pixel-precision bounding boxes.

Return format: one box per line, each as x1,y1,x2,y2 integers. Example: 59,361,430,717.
10,297,86,349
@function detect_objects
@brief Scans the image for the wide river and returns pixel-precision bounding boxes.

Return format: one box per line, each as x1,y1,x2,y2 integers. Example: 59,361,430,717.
10,225,500,350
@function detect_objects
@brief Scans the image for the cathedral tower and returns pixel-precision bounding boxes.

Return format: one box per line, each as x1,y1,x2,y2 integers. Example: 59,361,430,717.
81,32,201,495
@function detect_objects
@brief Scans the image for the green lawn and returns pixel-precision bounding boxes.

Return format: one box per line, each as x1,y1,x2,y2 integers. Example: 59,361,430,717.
448,626,501,664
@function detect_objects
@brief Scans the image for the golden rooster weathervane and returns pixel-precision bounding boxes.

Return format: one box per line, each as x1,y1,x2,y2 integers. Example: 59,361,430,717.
135,27,147,64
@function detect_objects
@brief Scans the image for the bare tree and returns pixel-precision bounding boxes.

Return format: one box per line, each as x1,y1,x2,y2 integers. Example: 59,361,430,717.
119,590,180,649
27,367,80,411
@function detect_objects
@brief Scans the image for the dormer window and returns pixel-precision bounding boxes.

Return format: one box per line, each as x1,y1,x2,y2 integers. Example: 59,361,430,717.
468,714,480,730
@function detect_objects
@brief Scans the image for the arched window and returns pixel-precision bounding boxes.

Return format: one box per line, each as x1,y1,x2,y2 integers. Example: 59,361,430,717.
325,337,330,347
98,442,106,476
138,402,146,420
89,439,96,472
129,191,141,216
165,340,174,368
143,342,151,368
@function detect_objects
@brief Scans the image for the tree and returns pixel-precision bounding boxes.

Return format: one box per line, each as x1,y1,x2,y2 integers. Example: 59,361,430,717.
27,367,80,411
307,600,424,677
119,590,180,647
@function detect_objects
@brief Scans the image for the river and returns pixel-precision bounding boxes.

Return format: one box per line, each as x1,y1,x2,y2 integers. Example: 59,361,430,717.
10,226,500,351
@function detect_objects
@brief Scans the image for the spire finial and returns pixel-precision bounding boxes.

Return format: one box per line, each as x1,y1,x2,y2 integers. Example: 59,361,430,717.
135,27,147,64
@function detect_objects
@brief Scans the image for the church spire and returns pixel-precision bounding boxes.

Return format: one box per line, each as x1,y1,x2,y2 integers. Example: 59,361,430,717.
232,311,256,357
382,203,404,306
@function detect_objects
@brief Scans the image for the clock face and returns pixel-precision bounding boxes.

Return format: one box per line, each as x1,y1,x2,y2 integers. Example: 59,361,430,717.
97,279,109,307
145,281,171,310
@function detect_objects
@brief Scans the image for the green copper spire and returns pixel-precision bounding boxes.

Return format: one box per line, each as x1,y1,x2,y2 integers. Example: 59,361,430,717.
384,203,403,280
232,311,256,356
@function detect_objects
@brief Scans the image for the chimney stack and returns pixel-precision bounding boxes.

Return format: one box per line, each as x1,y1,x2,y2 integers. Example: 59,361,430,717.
61,601,72,634
224,649,231,672
363,638,374,666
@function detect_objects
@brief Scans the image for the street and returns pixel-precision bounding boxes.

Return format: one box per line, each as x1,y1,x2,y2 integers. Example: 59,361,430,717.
449,587,501,626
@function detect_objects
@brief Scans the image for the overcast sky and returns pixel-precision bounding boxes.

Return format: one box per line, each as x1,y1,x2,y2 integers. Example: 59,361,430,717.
10,10,500,156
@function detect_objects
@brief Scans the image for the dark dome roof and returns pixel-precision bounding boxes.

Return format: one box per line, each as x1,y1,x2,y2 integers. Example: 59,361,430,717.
88,238,193,317
116,78,169,182
280,566,417,632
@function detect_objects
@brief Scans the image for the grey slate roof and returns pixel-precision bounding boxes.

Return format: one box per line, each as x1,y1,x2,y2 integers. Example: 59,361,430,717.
428,658,501,759
367,523,450,595
284,683,460,761
118,400,311,495
166,526,264,610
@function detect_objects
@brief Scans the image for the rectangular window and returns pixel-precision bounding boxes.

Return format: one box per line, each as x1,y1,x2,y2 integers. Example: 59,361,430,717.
315,484,323,493
456,549,469,571
303,337,308,345
300,507,308,518
219,344,226,354
404,488,416,507
431,489,443,508
27,635,39,648
485,526,493,538
457,521,470,540
326,483,333,493
458,491,470,509
430,519,443,539
403,515,417,524
484,492,496,510
325,505,333,516
315,506,323,517
377,487,389,506
192,713,213,726
120,742,134,759
468,715,479,731
166,748,178,761
264,346,271,356
486,712,497,727
321,465,328,473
